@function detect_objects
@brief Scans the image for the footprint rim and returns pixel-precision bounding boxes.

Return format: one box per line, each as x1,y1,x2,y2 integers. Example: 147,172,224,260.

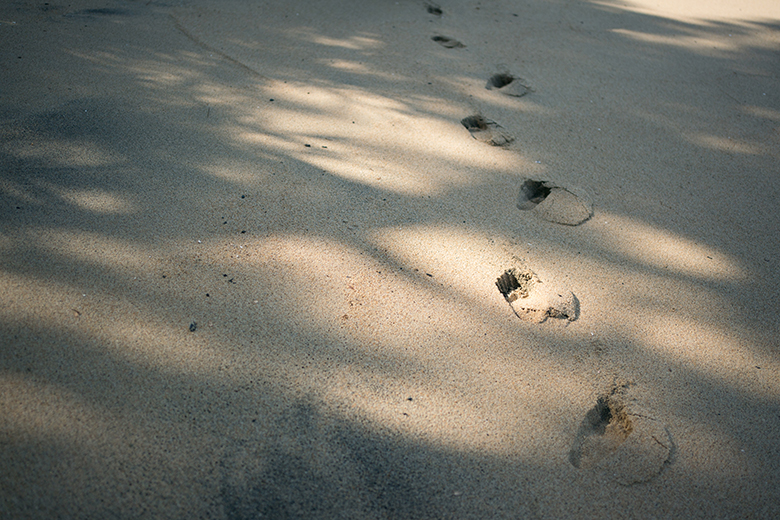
461,115,514,146
426,3,443,16
495,268,534,302
431,35,465,48
487,72,515,89
569,384,634,469
516,178,594,225
461,114,491,132
485,72,531,97
569,382,672,485
517,179,553,209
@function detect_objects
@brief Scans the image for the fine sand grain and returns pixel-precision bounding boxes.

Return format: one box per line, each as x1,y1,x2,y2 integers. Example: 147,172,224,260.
2,0,779,518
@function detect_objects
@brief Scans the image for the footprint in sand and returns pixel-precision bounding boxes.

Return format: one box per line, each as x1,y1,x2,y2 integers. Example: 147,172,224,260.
432,35,465,48
495,264,578,322
486,72,531,98
516,179,593,226
65,7,130,18
425,2,443,16
569,382,673,485
461,115,514,146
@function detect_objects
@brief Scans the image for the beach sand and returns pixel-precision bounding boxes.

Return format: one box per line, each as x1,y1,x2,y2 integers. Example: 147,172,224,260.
1,0,779,518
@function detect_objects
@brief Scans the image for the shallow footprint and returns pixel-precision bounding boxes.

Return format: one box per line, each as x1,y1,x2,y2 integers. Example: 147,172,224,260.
569,382,673,485
431,35,464,48
516,179,593,226
425,2,443,16
486,72,531,98
495,264,578,322
461,115,514,146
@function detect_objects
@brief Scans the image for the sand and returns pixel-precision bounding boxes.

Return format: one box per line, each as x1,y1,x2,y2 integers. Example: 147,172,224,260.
1,0,779,518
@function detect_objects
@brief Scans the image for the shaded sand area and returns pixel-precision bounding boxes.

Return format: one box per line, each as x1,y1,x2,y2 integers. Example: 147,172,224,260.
2,0,780,517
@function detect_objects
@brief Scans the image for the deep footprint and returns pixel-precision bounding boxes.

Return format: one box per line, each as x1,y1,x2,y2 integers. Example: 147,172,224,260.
496,265,578,322
569,383,673,485
461,115,514,146
516,178,593,226
486,72,531,97
431,35,464,48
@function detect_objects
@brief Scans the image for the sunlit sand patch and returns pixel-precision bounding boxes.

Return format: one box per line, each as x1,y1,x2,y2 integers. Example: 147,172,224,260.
249,232,516,346
281,351,546,456
275,83,411,114
686,133,765,155
303,153,435,195
232,82,523,179
0,270,82,323
289,29,382,50
610,28,740,53
371,224,513,296
53,188,137,215
3,138,123,168
192,86,265,110
246,232,487,339
743,105,780,122
66,48,128,67
102,55,207,89
234,124,520,197
592,212,749,282
600,0,780,24
247,234,385,324
0,374,113,443
405,92,476,119
643,316,780,397
0,269,217,379
197,157,274,184
34,229,159,271
324,59,380,74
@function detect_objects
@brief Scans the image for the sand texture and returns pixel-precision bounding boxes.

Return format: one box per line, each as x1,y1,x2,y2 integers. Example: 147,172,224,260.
2,0,780,518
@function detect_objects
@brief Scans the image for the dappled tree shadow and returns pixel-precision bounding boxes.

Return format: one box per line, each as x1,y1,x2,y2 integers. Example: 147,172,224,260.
1,0,779,517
